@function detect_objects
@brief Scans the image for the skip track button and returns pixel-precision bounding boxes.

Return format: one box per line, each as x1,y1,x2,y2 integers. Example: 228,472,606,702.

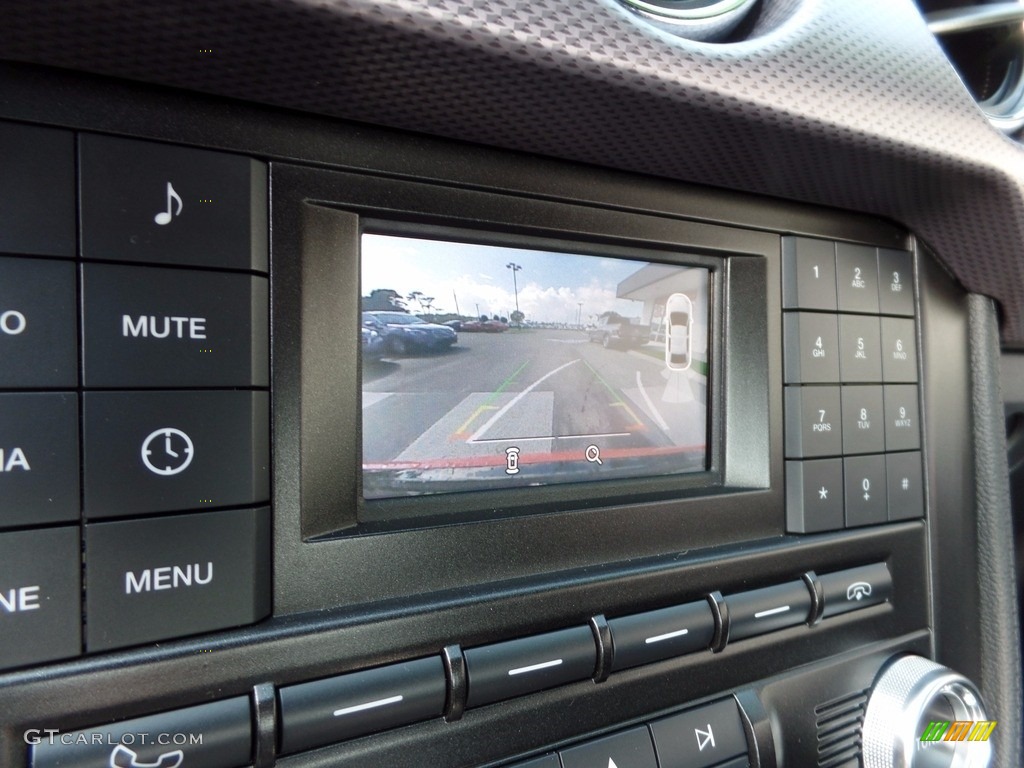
650,698,749,768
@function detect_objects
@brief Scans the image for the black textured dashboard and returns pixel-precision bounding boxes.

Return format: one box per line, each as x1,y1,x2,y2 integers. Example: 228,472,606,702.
3,0,1024,346
1,3,1023,768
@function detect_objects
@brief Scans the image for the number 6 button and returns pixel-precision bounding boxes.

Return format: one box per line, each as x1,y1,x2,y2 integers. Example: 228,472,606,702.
881,318,917,382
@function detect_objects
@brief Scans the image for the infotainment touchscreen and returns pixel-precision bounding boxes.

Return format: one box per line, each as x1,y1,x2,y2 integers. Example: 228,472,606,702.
360,233,711,499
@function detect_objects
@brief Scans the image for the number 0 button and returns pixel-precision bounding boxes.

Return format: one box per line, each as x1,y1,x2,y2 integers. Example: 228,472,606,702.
844,455,887,527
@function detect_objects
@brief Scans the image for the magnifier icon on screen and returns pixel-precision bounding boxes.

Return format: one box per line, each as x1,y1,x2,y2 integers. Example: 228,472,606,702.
585,445,603,465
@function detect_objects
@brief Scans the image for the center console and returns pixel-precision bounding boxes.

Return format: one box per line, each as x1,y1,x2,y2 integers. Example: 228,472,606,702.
0,67,995,768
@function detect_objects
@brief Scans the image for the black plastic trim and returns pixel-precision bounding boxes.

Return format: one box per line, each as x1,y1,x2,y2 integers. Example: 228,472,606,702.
707,590,729,653
590,614,613,684
253,682,277,768
442,645,467,723
803,570,824,626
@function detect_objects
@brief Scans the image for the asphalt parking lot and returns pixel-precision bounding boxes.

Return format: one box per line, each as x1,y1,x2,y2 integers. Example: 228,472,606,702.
362,328,708,493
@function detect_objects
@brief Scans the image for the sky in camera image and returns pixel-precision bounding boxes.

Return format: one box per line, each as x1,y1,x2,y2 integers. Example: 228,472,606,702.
361,234,648,322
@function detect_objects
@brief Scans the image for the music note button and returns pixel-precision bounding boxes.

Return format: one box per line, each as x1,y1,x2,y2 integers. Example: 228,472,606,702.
153,182,183,226
80,133,267,272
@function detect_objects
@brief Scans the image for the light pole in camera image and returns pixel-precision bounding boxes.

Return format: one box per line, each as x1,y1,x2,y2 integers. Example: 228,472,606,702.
506,262,522,317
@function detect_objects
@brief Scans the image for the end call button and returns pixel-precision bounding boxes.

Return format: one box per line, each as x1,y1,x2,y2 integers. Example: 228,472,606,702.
84,507,270,651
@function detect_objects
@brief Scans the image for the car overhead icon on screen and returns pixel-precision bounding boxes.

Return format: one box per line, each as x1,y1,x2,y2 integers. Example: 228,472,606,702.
664,292,693,371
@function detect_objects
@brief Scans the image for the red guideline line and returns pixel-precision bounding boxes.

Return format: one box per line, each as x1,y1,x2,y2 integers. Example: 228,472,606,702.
363,443,705,471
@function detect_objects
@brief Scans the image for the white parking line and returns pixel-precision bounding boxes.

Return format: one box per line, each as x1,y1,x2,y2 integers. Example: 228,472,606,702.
471,432,629,444
635,371,670,432
468,359,580,443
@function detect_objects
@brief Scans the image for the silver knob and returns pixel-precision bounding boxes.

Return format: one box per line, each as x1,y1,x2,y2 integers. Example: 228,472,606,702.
862,655,993,768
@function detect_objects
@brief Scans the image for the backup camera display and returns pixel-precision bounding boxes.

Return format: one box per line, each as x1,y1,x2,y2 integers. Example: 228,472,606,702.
360,234,710,499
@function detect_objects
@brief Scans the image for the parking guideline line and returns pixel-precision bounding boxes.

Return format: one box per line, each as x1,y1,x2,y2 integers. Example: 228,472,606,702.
581,359,645,430
454,360,529,436
468,358,580,443
635,370,670,432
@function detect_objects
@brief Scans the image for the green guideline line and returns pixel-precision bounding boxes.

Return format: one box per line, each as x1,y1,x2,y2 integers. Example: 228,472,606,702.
581,359,644,426
455,360,529,435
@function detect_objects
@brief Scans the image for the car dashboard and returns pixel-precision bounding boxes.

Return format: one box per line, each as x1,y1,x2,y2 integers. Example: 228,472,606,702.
0,1,1022,767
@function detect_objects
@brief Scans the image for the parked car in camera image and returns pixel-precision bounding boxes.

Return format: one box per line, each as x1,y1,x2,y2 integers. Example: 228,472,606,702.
361,311,458,356
587,311,649,349
459,316,510,333
361,326,385,361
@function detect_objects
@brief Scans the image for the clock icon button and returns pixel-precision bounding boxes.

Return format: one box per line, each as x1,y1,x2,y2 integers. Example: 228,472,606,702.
141,427,195,476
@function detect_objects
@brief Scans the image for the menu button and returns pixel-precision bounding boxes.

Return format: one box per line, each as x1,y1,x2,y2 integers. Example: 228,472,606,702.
85,508,270,651
125,562,213,594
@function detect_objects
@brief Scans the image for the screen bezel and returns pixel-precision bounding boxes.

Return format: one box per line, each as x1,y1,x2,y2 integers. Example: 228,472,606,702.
356,221,725,529
271,162,785,609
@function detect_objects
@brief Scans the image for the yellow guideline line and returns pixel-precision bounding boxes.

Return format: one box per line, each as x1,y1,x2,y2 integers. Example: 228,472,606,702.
583,359,645,429
455,404,498,436
455,360,529,435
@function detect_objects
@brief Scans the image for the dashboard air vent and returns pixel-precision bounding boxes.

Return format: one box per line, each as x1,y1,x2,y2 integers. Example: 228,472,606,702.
814,688,868,768
618,0,761,41
921,0,1024,134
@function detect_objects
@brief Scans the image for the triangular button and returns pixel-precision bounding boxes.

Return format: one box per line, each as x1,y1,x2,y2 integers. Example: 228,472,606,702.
695,724,716,752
